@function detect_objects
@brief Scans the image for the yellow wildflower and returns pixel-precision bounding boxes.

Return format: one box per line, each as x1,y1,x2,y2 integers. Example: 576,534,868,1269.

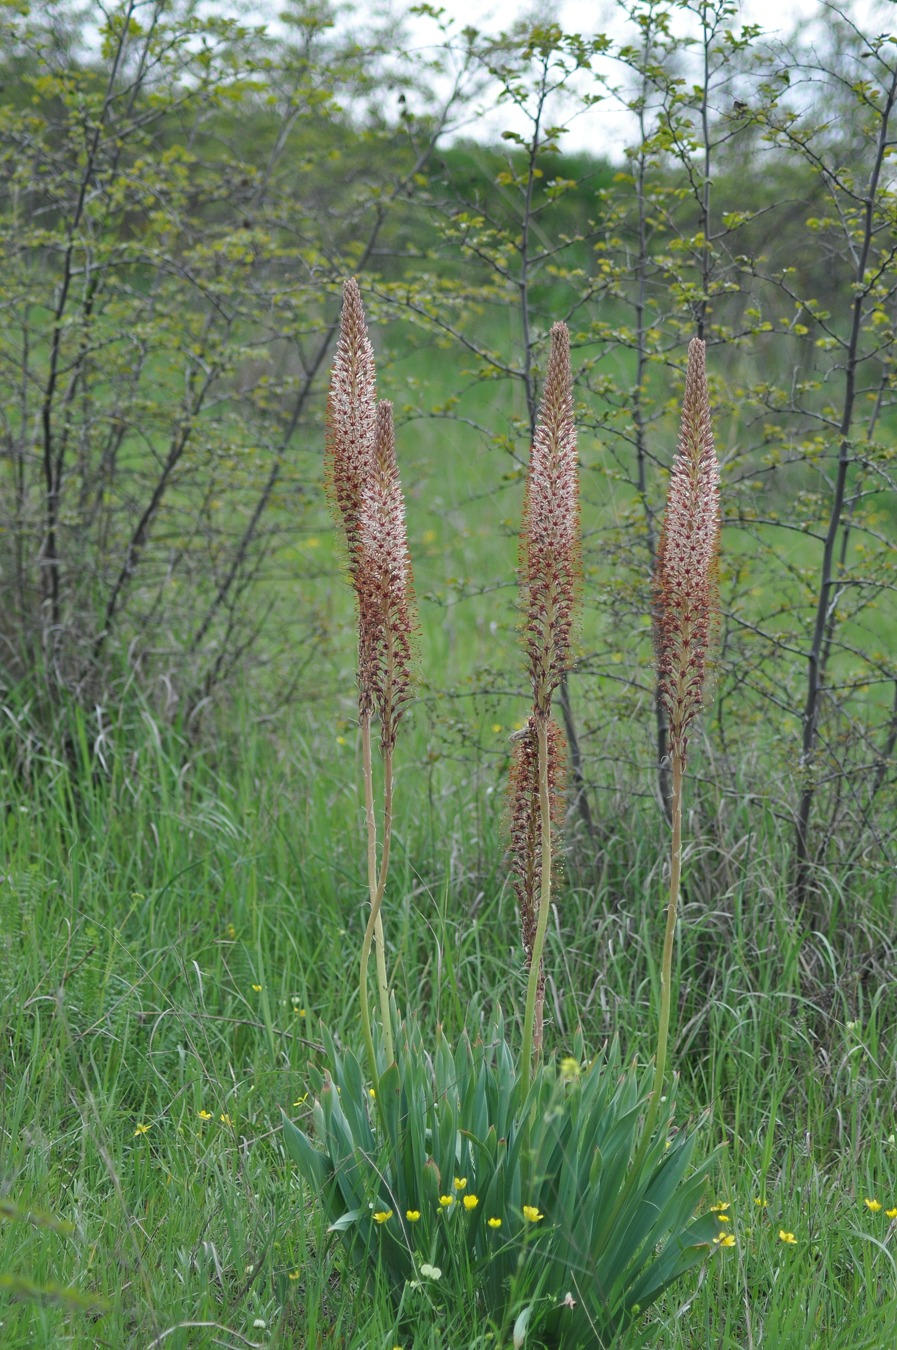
559,1057,581,1080
864,1198,882,1213
197,1110,212,1121
714,1233,736,1247
886,1208,897,1219
454,1177,467,1191
288,1270,300,1281
133,1123,150,1136
463,1194,479,1211
372,1210,392,1224
779,1230,797,1244
220,1113,232,1126
439,1194,454,1208
251,984,263,992
405,1210,421,1222
523,1205,544,1223
487,1217,502,1229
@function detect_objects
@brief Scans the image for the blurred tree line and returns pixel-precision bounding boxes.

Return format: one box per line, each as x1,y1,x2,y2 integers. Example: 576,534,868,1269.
0,0,894,904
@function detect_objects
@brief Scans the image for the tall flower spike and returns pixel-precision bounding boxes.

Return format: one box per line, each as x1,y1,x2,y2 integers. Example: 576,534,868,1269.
514,322,580,1081
521,322,580,717
359,400,417,751
654,337,720,765
326,277,378,715
508,713,566,1048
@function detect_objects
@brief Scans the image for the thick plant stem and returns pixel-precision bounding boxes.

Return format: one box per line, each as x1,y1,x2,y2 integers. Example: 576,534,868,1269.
359,716,394,1084
520,715,552,1101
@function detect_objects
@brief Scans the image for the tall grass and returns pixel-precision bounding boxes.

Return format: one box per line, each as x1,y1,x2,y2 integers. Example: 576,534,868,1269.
2,310,896,1346
1,698,895,1346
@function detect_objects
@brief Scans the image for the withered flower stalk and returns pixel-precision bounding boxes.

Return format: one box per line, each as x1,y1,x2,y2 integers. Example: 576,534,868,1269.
649,335,720,1128
514,322,580,1095
327,280,416,1078
508,714,566,1057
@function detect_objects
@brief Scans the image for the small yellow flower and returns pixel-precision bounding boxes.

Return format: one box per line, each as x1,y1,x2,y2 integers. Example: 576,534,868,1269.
779,1230,797,1244
293,1094,308,1107
372,1210,392,1224
491,723,503,734
336,735,346,745
715,1213,731,1223
133,1122,150,1136
560,1056,581,1080
487,1216,502,1229
296,1008,306,1017
405,1209,421,1222
197,1110,212,1121
454,1177,467,1191
754,1197,768,1207
714,1233,736,1247
220,1113,232,1126
886,1208,897,1219
438,1194,454,1208
369,1088,376,1098
864,1198,882,1213
463,1194,479,1211
710,1201,730,1213
226,923,236,939
523,1205,544,1223
288,1270,300,1281
251,984,263,992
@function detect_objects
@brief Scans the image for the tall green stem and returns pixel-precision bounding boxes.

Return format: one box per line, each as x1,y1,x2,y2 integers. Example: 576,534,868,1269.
520,715,552,1102
359,716,394,1085
640,752,684,1151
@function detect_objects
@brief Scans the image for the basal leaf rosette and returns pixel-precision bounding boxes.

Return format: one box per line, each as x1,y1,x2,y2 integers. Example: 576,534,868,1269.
284,1018,720,1345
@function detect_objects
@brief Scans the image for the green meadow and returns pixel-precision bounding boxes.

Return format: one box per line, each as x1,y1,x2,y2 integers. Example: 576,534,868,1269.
2,321,896,1345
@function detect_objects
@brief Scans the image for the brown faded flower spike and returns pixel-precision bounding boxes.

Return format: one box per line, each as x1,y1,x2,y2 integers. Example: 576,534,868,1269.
654,337,720,765
521,322,581,717
327,278,378,714
508,713,566,1051
359,400,417,751
515,322,580,1082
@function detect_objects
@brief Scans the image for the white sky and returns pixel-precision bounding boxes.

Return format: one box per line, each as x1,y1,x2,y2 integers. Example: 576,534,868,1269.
419,0,883,39
400,0,891,153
